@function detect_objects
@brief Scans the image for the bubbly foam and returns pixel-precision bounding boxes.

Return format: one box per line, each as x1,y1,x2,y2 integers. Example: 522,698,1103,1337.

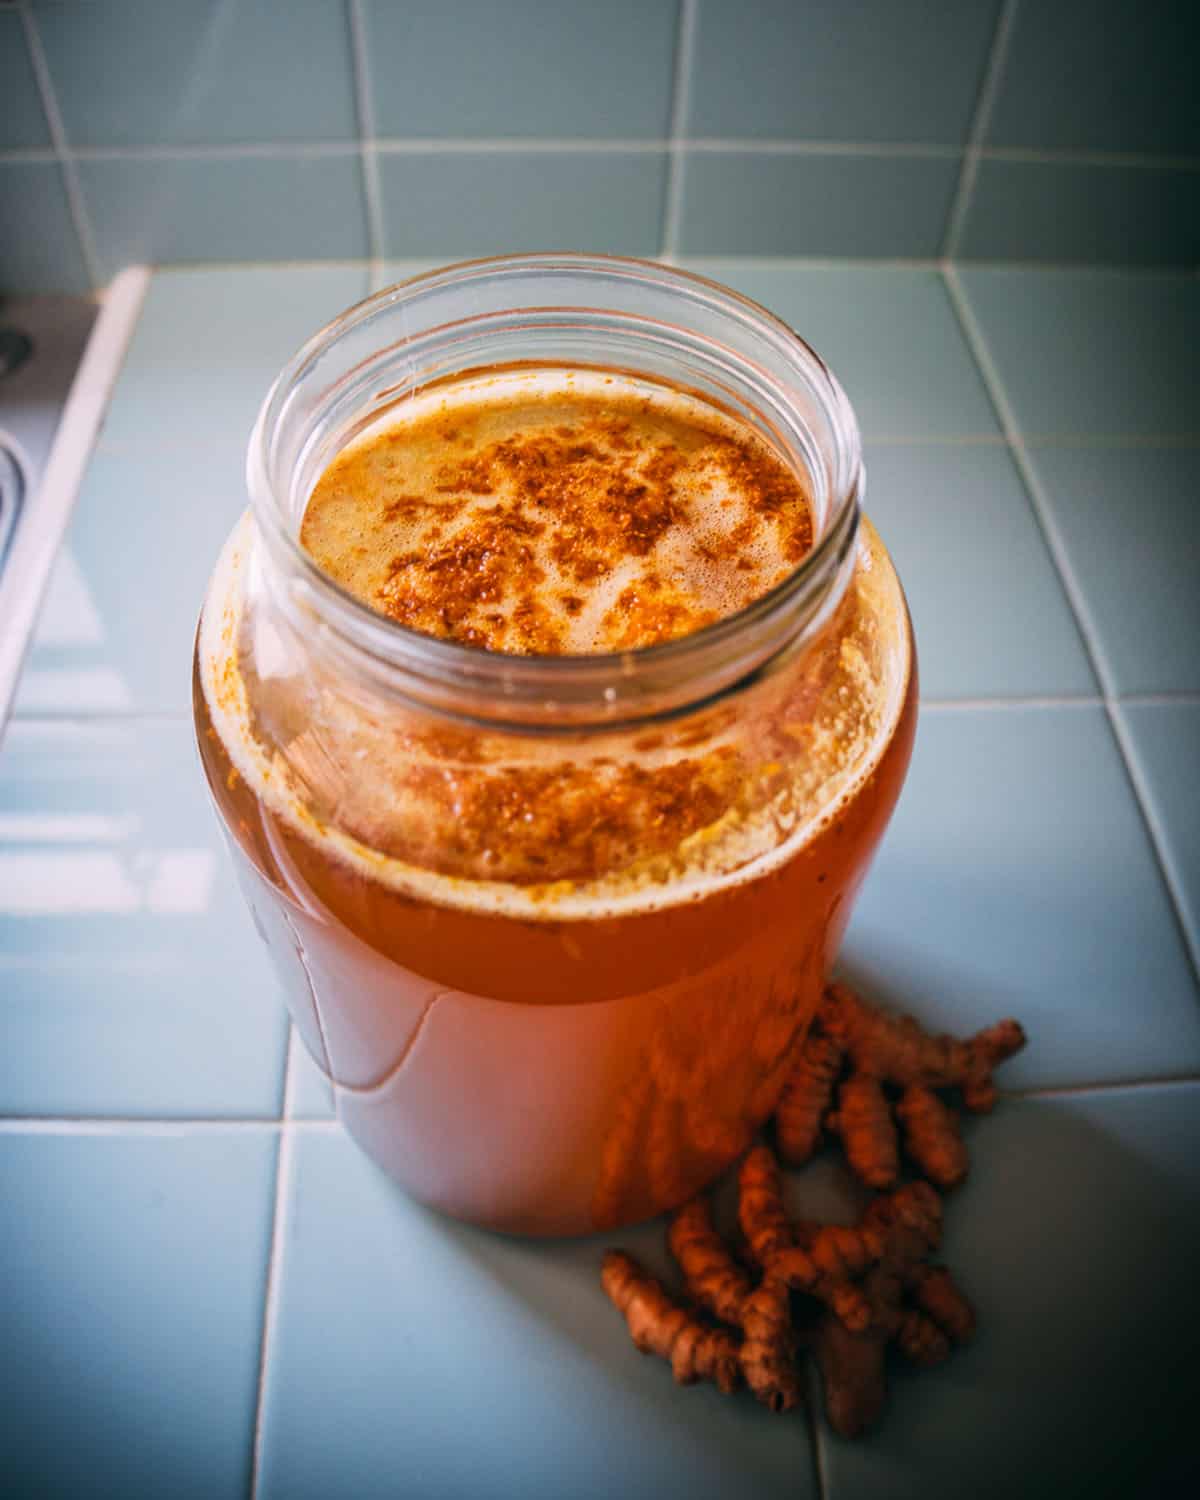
301,369,813,654
199,370,911,921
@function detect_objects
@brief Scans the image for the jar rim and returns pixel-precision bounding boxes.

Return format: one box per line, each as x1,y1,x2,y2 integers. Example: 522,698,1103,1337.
247,252,864,729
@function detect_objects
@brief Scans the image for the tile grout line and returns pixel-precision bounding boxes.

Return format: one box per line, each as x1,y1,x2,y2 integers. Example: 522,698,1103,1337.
5,140,1195,168
6,1074,1200,1132
346,0,385,282
249,1029,298,1500
18,0,103,292
1106,701,1200,981
658,0,697,261
941,263,1200,993
1011,1074,1200,1100
942,0,1019,259
0,1117,340,1134
801,1360,830,1500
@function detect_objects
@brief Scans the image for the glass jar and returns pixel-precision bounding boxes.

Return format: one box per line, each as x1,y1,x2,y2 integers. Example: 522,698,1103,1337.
193,254,916,1235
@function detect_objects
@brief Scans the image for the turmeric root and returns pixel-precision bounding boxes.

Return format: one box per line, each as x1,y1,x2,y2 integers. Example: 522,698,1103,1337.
810,1312,888,1438
906,1264,975,1344
737,1144,794,1266
667,1196,752,1326
862,1180,944,1265
600,1251,741,1394
896,1085,969,1189
894,1309,951,1368
770,1246,874,1334
827,1074,899,1189
775,1031,843,1165
740,1272,801,1412
821,984,1025,1099
961,1018,1027,1113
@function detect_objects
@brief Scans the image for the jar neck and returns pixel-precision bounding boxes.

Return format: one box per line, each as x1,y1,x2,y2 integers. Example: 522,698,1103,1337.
246,254,863,732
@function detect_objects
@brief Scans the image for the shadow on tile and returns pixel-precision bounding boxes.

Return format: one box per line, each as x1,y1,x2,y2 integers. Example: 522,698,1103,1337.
259,1132,817,1500
815,1085,1200,1499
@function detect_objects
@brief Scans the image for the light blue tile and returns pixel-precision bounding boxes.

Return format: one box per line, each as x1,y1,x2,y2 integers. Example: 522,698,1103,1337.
1028,445,1200,696
0,721,288,1116
36,0,356,146
677,264,998,439
260,1131,817,1500
0,1129,275,1499
816,1085,1200,1491
15,448,249,716
687,0,998,145
986,0,1198,154
1121,702,1200,958
864,444,1095,700
677,151,960,257
365,0,678,140
289,1030,335,1120
79,154,369,279
841,706,1200,1086
377,151,667,258
0,10,49,148
101,264,369,451
959,269,1200,439
960,159,1199,266
0,161,89,293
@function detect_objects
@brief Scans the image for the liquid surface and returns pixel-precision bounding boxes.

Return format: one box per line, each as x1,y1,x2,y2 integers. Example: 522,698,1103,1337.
301,371,814,654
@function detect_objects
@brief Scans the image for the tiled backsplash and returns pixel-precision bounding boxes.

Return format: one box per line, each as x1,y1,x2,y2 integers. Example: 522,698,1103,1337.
2,0,1197,292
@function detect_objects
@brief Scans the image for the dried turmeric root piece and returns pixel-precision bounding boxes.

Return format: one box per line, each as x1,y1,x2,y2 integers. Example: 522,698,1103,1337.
600,1251,741,1394
862,1180,944,1261
906,1263,976,1344
775,1031,843,1165
810,1312,888,1438
821,984,1026,1099
738,1144,794,1266
895,1309,951,1368
740,1273,801,1412
667,1196,752,1326
961,1018,1027,1114
896,1085,969,1189
827,1074,899,1189
771,1246,874,1334
807,1222,887,1280
821,983,972,1087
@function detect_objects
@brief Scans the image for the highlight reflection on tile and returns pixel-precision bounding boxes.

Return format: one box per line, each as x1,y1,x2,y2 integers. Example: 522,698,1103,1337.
0,720,287,1117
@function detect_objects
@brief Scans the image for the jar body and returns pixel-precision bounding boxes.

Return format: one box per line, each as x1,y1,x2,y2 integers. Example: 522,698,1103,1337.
194,513,914,1235
192,255,916,1234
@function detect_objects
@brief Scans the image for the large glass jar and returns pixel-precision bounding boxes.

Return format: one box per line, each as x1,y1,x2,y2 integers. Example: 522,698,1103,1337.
193,255,917,1235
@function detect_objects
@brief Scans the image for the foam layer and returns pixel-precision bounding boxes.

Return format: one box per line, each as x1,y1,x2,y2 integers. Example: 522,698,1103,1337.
199,369,911,920
300,369,813,654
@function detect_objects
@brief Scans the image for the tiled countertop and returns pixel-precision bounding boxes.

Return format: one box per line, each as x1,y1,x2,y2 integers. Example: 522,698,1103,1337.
2,261,1198,1500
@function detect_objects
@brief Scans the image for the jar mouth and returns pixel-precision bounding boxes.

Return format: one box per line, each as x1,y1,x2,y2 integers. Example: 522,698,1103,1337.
247,253,864,729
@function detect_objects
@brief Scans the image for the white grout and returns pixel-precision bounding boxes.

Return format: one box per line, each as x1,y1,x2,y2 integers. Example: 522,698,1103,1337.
371,137,668,155
920,695,1102,713
982,146,1200,171
6,137,1191,170
67,142,362,162
1012,1075,1200,1101
942,0,1020,259
685,138,962,159
0,1122,282,1128
942,263,1200,992
249,1027,296,1500
0,146,57,164
346,0,385,277
658,0,698,260
17,0,102,291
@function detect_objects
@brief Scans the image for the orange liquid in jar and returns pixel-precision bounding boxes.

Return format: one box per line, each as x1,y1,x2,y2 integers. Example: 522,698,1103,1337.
194,367,916,1234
